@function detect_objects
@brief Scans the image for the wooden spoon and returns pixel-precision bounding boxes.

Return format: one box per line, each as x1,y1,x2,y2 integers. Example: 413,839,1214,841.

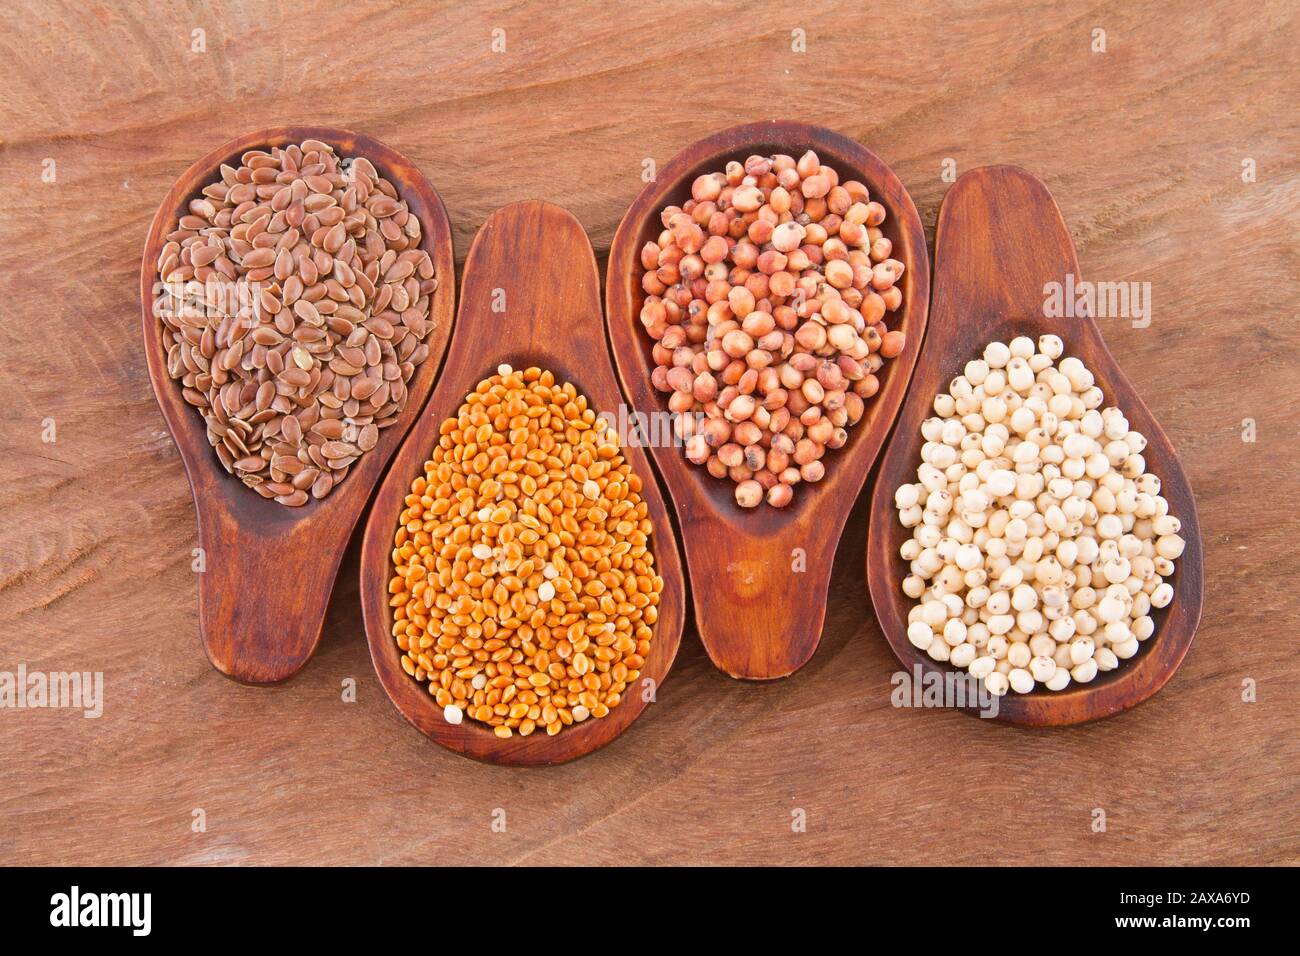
140,126,455,683
606,121,929,680
867,165,1204,725
359,200,686,765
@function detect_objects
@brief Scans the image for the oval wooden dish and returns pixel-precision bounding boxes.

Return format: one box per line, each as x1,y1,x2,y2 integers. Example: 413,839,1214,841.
867,165,1204,725
359,200,686,765
606,121,930,680
140,126,455,683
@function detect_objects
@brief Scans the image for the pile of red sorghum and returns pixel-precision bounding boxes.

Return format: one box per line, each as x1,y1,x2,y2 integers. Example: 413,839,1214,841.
638,150,906,508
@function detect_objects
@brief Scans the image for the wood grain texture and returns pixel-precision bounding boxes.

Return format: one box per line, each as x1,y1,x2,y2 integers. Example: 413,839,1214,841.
359,200,685,765
867,165,1203,725
140,126,456,683
606,122,929,680
0,0,1297,865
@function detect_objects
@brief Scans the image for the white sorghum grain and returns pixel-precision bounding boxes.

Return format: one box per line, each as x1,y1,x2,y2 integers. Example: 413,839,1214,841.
893,336,1183,696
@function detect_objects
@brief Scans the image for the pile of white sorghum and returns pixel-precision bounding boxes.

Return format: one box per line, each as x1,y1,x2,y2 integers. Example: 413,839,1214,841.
894,335,1185,696
638,150,906,509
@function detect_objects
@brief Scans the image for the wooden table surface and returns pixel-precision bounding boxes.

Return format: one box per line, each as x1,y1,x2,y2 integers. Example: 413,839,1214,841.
2,0,1297,866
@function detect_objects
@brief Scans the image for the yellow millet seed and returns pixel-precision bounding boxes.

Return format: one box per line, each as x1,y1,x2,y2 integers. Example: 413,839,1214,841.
388,365,663,737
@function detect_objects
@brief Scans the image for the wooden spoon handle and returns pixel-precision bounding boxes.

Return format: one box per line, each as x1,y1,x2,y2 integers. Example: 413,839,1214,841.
931,164,1085,343
682,516,834,679
451,201,609,371
196,508,344,683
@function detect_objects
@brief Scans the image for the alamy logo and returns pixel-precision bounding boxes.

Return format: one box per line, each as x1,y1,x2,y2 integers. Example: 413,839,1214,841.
890,663,1000,718
601,403,703,449
50,886,151,936
1043,273,1152,328
0,664,102,718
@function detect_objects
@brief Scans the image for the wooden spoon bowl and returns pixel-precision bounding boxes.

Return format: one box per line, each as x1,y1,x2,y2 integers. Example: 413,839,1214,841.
359,200,686,765
140,126,455,683
867,165,1204,725
606,121,929,680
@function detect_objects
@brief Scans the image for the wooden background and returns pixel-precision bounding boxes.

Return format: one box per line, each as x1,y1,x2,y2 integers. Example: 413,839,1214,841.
1,0,1296,866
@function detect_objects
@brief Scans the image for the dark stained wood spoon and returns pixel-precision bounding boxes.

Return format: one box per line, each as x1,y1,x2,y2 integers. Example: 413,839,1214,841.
606,121,930,680
867,165,1204,725
140,126,455,683
359,200,686,765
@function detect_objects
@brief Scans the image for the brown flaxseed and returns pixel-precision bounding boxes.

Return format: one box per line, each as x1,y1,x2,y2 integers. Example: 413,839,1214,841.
154,138,440,505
